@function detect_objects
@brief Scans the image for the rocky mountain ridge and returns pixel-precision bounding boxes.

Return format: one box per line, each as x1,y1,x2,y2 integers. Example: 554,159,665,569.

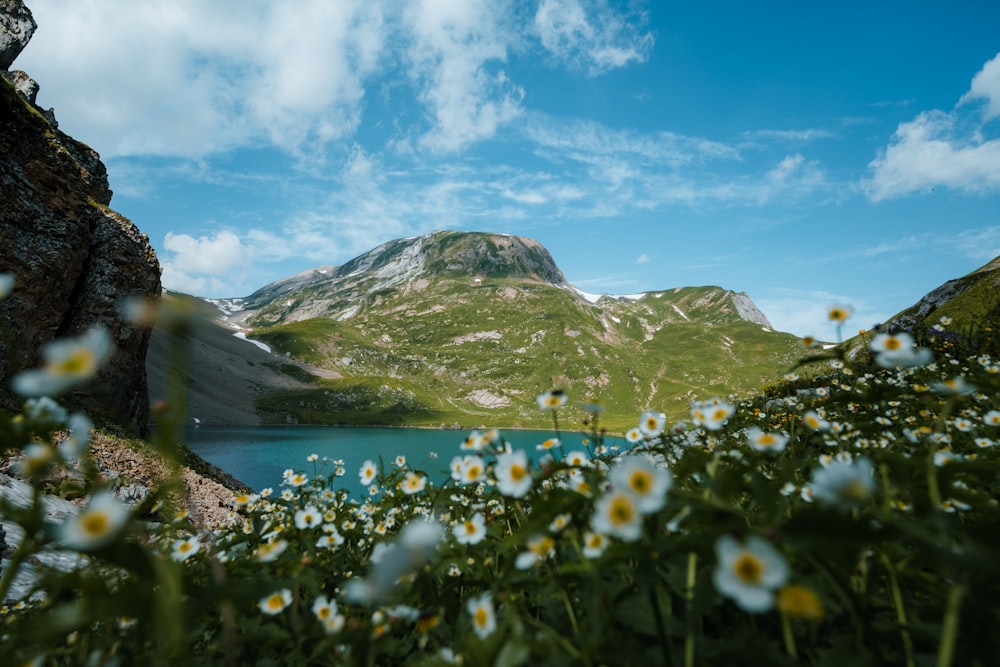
156,231,800,429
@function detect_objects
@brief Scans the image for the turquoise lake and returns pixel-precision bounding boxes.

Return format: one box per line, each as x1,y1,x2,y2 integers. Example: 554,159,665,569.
183,425,615,497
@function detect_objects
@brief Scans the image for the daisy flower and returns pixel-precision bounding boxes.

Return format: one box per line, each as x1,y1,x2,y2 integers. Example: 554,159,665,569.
639,411,666,437
582,531,608,559
494,450,532,498
608,455,672,513
401,472,427,495
591,490,643,542
13,326,113,397
745,427,789,453
453,513,487,545
295,506,323,529
467,592,497,639
259,589,292,615
359,460,377,486
171,535,200,562
515,534,556,569
808,457,875,509
537,389,568,411
713,535,790,613
59,491,130,551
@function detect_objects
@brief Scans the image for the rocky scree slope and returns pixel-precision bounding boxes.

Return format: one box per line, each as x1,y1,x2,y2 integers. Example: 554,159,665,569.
0,0,161,431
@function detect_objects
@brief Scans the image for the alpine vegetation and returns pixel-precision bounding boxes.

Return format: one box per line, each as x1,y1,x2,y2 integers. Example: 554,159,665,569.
2,284,1000,666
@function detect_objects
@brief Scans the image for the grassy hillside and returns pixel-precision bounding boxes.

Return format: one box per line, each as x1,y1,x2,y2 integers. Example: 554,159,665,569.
247,276,804,431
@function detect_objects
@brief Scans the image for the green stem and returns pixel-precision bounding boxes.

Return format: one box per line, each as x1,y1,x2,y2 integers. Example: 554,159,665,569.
880,554,914,667
781,611,798,659
559,588,591,667
685,551,697,667
936,582,965,667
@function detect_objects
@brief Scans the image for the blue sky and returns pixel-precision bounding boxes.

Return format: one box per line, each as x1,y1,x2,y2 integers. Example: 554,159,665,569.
16,0,1000,340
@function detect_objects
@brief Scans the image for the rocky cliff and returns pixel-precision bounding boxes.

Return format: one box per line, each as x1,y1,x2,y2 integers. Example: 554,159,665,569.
0,0,161,431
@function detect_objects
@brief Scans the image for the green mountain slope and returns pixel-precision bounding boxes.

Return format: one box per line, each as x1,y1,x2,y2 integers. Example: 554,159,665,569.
212,231,804,430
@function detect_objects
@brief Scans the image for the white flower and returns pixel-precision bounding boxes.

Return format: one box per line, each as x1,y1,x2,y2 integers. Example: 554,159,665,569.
808,457,875,509
713,535,789,613
467,592,497,639
171,536,200,562
458,455,486,484
691,398,735,430
13,327,114,397
400,472,427,495
745,427,789,453
625,427,643,444
59,491,129,550
313,595,345,634
537,389,568,410
295,506,323,529
870,333,933,369
515,534,556,569
359,460,377,486
564,450,589,467
639,411,666,437
582,531,608,559
452,513,487,545
317,530,345,550
608,455,672,513
984,410,1000,427
802,410,830,431
591,490,643,542
494,450,532,498
58,413,93,461
255,539,289,563
259,589,292,615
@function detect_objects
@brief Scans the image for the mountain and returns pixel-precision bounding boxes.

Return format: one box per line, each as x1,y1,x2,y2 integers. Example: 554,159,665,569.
842,254,1000,360
0,1,160,431
157,231,804,430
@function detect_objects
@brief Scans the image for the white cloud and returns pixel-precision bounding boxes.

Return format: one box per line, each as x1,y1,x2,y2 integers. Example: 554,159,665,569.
402,0,525,153
865,110,1000,201
18,0,385,158
163,230,250,275
866,52,1000,201
960,51,1000,121
534,0,654,75
635,253,650,264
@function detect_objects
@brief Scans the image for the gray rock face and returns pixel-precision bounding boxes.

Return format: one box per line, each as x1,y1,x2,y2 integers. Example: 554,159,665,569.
0,2,161,431
0,0,34,71
730,291,772,328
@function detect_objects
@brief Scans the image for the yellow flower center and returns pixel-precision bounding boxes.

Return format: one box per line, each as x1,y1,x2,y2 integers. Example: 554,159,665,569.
52,348,96,377
629,470,652,494
510,464,527,481
884,337,901,350
464,521,476,534
317,607,331,620
733,553,764,584
609,495,635,526
474,607,489,629
646,417,658,430
758,433,776,446
81,511,110,537
466,465,481,479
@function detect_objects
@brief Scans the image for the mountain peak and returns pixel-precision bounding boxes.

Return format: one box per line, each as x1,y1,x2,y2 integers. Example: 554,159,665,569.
338,230,567,287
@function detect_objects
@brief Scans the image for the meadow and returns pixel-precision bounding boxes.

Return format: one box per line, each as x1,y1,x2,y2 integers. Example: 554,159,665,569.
1,289,999,666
